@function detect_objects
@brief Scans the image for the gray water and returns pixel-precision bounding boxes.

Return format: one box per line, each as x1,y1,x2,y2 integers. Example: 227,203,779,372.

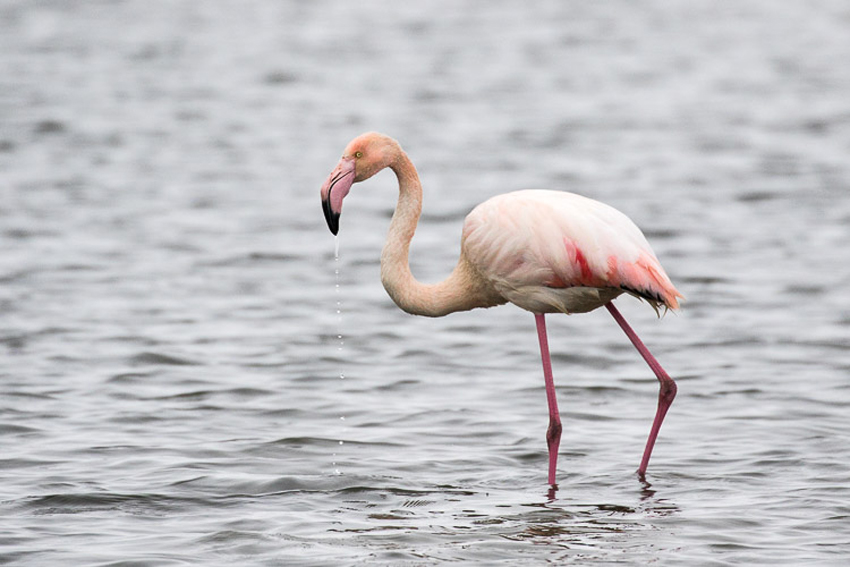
2,0,849,565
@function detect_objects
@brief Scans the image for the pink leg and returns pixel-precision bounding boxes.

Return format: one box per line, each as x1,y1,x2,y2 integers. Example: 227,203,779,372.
535,313,562,486
604,303,677,477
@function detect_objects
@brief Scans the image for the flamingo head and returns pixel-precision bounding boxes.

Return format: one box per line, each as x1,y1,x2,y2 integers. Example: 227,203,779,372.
320,132,400,235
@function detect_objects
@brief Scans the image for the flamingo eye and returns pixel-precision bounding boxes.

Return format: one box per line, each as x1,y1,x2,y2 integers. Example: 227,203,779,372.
354,151,363,159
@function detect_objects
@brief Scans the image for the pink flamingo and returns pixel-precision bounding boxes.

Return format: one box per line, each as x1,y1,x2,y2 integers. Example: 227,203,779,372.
320,132,683,486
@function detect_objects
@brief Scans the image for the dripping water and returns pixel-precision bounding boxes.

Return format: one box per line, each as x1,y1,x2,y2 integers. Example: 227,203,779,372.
332,235,346,474
334,235,344,363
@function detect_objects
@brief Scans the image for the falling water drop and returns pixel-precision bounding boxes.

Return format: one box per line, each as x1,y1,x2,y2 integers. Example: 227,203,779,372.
334,241,344,374
332,235,348,474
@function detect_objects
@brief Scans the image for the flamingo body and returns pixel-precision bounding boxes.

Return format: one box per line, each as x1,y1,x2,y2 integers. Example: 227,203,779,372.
320,132,682,487
461,189,681,315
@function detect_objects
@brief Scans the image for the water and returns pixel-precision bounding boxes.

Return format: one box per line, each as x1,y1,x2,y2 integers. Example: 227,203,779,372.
2,0,850,564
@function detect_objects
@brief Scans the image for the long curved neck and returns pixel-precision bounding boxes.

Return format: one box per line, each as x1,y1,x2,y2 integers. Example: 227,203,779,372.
379,151,498,317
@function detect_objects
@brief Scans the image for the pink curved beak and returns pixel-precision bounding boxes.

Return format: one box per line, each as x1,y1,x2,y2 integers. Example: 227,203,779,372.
320,157,356,235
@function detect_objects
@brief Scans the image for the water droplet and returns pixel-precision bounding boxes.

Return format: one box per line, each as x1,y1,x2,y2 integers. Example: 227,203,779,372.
332,237,348,473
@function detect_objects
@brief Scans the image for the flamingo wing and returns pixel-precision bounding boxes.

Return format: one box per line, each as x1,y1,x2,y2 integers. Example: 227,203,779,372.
461,190,682,314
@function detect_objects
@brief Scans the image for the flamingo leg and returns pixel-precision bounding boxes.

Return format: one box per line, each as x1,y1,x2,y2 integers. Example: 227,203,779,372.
534,313,562,486
604,302,677,477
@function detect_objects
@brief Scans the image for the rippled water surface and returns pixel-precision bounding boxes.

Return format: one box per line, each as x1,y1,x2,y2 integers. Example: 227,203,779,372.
2,1,850,565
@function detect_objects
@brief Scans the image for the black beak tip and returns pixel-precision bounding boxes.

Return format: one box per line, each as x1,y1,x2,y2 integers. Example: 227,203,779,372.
322,198,340,235
328,214,340,235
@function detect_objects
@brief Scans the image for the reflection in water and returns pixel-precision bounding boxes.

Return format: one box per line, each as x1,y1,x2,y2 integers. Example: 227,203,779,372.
321,479,680,560
498,482,680,560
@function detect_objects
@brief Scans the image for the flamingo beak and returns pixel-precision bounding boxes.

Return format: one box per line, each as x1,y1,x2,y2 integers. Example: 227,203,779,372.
320,157,356,235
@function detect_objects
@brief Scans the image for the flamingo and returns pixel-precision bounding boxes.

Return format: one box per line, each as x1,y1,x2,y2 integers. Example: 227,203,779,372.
320,132,683,486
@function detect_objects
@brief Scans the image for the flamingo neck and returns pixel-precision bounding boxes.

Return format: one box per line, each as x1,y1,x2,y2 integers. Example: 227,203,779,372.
379,151,497,317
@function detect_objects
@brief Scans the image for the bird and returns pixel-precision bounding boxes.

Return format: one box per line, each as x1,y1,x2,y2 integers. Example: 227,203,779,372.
320,132,683,486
